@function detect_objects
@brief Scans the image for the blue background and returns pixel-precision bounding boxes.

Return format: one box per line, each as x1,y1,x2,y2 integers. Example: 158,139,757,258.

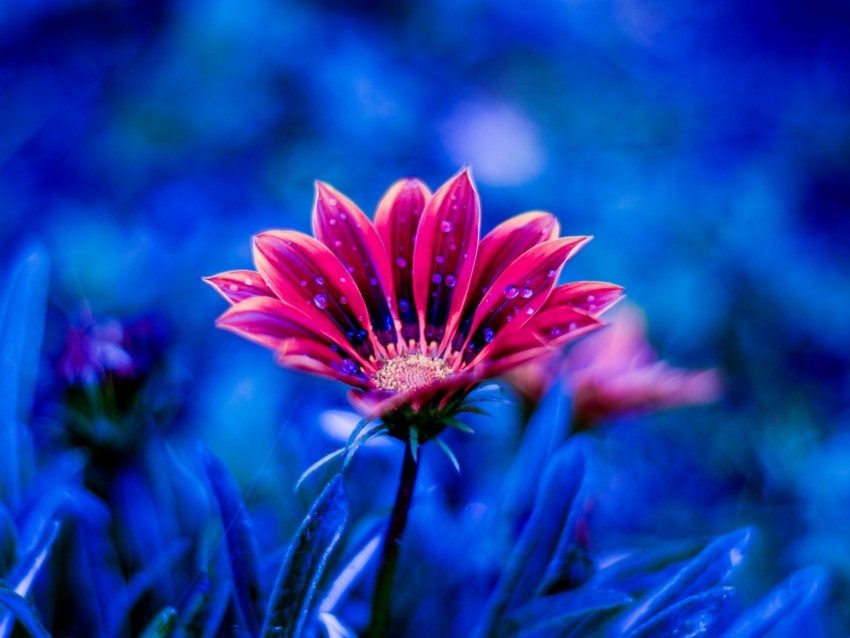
2,0,849,634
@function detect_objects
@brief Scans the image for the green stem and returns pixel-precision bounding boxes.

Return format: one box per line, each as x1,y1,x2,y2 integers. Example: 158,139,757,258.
366,436,420,638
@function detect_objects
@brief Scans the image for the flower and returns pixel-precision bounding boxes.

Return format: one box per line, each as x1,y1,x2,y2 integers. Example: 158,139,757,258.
58,316,134,386
205,168,621,437
564,303,722,427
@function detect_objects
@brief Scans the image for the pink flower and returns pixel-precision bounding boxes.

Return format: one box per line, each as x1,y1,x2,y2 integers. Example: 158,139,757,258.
206,168,621,434
564,304,722,427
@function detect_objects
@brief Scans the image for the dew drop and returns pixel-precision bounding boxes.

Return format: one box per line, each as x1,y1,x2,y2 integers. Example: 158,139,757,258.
341,359,358,375
340,212,348,220
440,220,452,233
521,287,533,298
329,219,337,226
334,240,343,248
370,277,378,286
550,327,562,337
588,303,597,311
228,283,238,292
445,274,457,288
399,299,410,312
435,255,445,264
340,296,348,305
587,294,595,302
568,322,577,332
449,243,457,251
300,280,308,287
504,285,519,299
328,197,338,206
396,257,407,268
432,273,442,284
347,266,355,273
525,306,534,315
315,276,325,286
339,276,347,283
244,278,253,286
546,269,556,278
358,314,365,321
483,328,494,343
505,314,513,323
313,293,329,309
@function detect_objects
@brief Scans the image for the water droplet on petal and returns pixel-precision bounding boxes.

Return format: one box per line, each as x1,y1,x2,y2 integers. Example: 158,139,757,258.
340,296,347,305
347,266,355,273
505,314,513,323
587,294,595,302
521,287,533,299
525,306,534,315
334,240,343,248
546,269,556,278
329,219,337,226
435,255,445,264
315,276,325,286
244,278,253,286
328,197,338,206
568,322,577,332
396,257,406,268
483,328,494,343
300,280,308,287
339,276,347,283
340,212,348,220
444,274,456,288
504,285,519,299
449,243,457,251
550,327,562,337
432,273,442,284
440,220,452,233
313,293,329,309
370,277,378,286
341,359,358,375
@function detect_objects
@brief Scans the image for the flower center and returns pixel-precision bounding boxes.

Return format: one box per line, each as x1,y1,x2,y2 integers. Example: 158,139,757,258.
372,354,453,393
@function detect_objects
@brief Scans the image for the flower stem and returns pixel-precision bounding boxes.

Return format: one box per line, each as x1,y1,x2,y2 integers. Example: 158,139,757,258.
366,436,419,638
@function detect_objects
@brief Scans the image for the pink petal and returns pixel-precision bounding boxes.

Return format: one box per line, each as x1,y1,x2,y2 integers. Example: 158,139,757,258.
216,297,374,384
253,231,380,360
543,281,624,317
373,178,432,345
313,182,398,348
204,270,275,304
452,211,560,350
274,341,372,389
412,168,480,352
459,236,591,364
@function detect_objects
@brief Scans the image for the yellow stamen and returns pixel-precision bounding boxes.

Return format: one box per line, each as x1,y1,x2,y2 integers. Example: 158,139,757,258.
372,354,453,392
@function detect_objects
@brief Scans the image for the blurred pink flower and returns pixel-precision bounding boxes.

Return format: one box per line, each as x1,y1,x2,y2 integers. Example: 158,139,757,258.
206,168,621,431
58,317,134,385
564,304,722,427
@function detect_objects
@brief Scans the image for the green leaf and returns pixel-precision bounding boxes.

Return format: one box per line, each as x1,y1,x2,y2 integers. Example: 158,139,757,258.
0,244,49,509
444,417,475,434
624,587,734,638
0,584,51,638
455,405,491,417
343,418,373,455
342,425,387,469
262,474,349,638
434,438,461,474
140,607,178,638
295,448,345,493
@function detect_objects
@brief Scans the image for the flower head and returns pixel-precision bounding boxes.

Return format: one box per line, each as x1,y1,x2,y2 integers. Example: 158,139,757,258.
206,168,621,437
564,303,722,427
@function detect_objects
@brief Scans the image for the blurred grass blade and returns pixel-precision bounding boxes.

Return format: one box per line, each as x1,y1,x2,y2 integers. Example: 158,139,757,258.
201,447,263,636
612,527,754,636
0,585,51,638
140,607,178,638
262,474,348,638
506,587,632,636
316,611,356,638
0,244,49,509
623,586,734,638
474,442,585,638
319,528,383,613
721,566,829,638
295,448,345,493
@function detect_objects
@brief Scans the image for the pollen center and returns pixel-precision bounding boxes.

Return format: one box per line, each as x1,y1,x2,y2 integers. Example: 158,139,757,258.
372,354,453,392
